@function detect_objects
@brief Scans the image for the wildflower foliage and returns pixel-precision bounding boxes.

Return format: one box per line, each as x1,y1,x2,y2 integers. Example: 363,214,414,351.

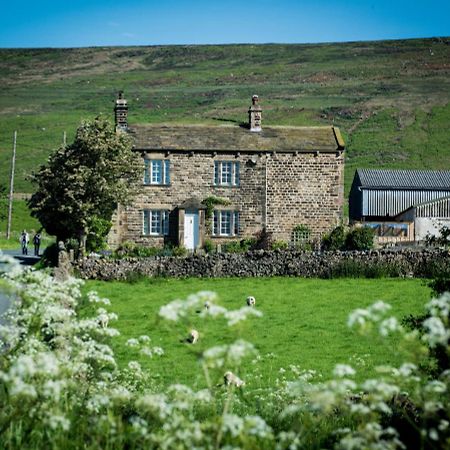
0,255,449,449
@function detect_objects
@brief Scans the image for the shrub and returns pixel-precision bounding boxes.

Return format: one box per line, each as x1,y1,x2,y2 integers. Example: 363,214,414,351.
271,240,288,250
203,239,215,254
322,225,346,251
324,260,402,279
426,225,450,249
429,277,450,296
172,245,188,257
39,242,59,267
223,240,243,253
345,226,375,251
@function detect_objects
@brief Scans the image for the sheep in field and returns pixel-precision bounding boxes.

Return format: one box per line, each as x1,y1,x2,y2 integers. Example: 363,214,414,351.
204,301,211,310
97,312,109,329
224,371,245,387
246,296,256,307
187,329,199,344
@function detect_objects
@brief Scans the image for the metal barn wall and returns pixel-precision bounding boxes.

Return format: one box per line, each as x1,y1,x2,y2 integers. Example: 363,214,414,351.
416,197,450,218
362,190,450,217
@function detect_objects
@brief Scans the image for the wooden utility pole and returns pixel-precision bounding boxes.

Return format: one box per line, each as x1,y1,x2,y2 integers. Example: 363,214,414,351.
6,131,17,239
63,131,67,146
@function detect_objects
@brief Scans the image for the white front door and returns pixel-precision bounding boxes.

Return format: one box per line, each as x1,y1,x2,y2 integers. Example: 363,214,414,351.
184,211,199,250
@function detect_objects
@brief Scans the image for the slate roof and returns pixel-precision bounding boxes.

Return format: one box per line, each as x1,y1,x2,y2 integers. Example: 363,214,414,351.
129,124,345,153
356,169,450,190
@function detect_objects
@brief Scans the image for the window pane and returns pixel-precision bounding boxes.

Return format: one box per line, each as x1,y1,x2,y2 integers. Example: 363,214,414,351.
164,160,170,185
162,211,169,236
144,160,150,184
151,160,162,184
151,210,161,234
233,211,239,236
220,211,231,235
234,162,240,186
221,162,232,185
213,211,218,235
214,161,219,185
143,210,150,235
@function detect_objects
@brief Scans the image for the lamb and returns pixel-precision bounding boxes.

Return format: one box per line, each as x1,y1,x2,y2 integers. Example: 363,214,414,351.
246,296,256,307
187,329,199,344
224,371,245,388
204,301,211,310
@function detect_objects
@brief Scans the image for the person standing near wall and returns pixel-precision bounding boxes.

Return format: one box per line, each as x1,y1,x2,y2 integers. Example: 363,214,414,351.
20,230,29,255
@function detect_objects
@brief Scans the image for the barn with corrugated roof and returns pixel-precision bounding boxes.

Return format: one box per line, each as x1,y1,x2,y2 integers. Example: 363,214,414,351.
349,168,450,242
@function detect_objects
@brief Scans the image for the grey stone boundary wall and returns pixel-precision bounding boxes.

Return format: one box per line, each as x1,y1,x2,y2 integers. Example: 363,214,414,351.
74,249,450,280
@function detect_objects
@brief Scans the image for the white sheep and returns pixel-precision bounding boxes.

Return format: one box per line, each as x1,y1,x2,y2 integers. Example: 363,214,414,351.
187,329,199,344
224,371,245,387
97,312,109,329
204,301,211,310
246,296,256,307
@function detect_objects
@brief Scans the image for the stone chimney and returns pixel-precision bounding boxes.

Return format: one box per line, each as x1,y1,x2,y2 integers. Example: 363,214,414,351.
248,95,262,132
114,91,128,131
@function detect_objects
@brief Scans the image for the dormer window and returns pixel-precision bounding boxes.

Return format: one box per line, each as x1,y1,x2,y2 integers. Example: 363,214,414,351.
144,159,170,185
214,161,239,186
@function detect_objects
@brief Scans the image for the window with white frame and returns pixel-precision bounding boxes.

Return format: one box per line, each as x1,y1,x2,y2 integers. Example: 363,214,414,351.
143,210,170,236
214,161,239,186
144,159,170,185
212,210,239,236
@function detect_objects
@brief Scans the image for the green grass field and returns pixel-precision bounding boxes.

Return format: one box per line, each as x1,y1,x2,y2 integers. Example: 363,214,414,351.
1,38,449,195
83,277,431,389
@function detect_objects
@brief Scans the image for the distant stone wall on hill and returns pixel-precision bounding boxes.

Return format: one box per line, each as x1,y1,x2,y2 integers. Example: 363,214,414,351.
74,249,450,281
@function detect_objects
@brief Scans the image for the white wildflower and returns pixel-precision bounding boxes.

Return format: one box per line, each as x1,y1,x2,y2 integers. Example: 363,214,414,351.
429,428,439,441
397,363,417,377
139,335,151,343
152,346,164,356
140,346,153,357
244,415,272,438
422,317,450,347
333,364,356,378
46,413,71,431
425,380,447,394
347,308,371,328
350,403,371,415
225,306,263,326
222,414,244,437
379,317,402,336
126,338,140,348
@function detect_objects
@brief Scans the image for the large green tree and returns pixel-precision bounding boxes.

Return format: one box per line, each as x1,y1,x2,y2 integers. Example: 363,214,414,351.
29,117,141,251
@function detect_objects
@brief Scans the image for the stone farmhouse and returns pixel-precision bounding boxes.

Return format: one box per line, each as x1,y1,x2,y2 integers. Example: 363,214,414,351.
109,93,345,250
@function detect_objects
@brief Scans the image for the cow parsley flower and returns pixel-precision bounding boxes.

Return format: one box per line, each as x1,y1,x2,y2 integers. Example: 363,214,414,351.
333,364,356,378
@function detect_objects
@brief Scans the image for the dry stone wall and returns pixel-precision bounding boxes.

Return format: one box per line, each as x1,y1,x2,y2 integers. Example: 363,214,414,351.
75,249,450,280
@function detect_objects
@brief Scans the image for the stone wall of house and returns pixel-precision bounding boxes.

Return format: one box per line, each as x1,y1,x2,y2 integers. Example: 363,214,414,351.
75,249,450,280
110,150,344,248
266,152,344,241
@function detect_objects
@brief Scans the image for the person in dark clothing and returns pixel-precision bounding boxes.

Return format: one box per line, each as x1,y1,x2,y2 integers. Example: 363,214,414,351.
33,232,41,256
20,230,29,255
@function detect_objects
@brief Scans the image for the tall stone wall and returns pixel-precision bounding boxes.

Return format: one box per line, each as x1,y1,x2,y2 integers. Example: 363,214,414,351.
111,150,343,247
75,249,450,281
266,153,344,240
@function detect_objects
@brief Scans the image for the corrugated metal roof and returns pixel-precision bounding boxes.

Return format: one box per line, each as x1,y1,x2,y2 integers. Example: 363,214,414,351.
129,124,345,153
357,169,450,190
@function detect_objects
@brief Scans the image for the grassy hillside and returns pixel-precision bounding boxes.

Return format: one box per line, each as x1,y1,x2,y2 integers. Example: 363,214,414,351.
0,38,449,195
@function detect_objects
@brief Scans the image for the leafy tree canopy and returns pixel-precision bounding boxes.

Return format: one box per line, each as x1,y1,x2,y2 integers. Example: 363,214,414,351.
29,117,141,249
